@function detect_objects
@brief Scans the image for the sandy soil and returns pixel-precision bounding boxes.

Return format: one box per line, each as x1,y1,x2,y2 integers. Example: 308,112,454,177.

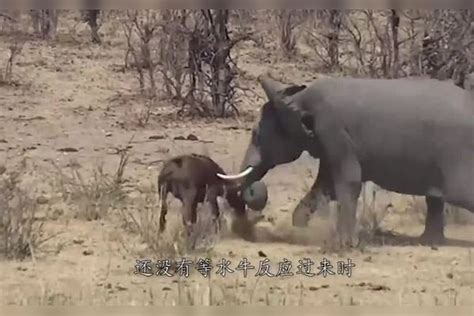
0,13,473,306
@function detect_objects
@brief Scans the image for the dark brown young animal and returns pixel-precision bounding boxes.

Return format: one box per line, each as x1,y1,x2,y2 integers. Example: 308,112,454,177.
157,153,246,238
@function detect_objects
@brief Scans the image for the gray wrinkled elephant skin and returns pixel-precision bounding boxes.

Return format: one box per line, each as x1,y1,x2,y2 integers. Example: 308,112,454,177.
226,76,474,246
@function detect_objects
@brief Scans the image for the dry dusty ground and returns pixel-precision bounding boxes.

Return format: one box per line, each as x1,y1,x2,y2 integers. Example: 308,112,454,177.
0,14,473,306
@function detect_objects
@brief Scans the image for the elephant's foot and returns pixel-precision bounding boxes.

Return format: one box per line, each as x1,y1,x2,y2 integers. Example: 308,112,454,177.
292,207,311,227
231,215,258,242
335,231,359,249
421,196,446,246
322,230,359,253
419,229,446,246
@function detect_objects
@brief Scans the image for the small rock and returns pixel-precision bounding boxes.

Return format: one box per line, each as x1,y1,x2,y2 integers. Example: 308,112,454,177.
17,266,28,272
187,134,199,141
73,238,85,245
57,147,79,153
0,165,6,175
162,286,172,291
308,286,319,291
266,216,275,224
257,250,267,258
369,284,390,291
105,283,112,289
431,246,438,251
156,147,169,154
443,287,456,293
446,272,454,279
36,196,49,205
115,284,127,291
83,249,94,256
363,256,372,263
149,135,165,140
105,132,112,137
321,284,330,289
0,139,7,143
50,208,64,220
174,136,186,140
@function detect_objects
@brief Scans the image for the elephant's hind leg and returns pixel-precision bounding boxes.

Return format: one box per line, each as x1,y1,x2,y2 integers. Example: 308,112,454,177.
420,196,445,245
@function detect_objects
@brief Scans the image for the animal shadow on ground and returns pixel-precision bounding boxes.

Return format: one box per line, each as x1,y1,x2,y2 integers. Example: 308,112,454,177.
246,218,474,250
363,229,474,248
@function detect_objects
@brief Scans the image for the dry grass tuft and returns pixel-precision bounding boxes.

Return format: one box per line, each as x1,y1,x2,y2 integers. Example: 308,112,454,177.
0,159,43,260
118,182,188,258
52,150,130,221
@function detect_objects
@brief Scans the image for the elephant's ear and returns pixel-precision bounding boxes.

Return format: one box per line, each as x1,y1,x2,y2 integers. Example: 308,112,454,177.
259,76,285,104
259,76,303,110
259,76,312,137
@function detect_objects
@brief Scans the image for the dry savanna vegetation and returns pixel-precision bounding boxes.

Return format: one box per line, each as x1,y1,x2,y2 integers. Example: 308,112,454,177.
0,9,473,306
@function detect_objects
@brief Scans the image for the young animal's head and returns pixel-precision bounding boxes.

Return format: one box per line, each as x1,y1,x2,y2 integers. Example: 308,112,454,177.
217,77,314,210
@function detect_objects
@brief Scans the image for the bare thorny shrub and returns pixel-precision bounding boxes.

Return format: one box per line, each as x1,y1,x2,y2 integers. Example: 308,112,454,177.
52,149,129,221
0,160,43,260
29,9,59,40
81,10,102,44
301,10,473,82
0,12,26,85
419,10,473,86
119,181,231,257
118,181,189,258
121,10,255,121
304,10,344,72
274,10,310,57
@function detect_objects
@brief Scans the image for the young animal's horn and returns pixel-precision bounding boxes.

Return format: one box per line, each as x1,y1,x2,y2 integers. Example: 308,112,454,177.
217,166,254,180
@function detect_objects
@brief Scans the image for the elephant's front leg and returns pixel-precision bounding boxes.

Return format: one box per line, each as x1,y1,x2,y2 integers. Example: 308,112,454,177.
292,160,335,227
292,179,325,226
333,180,361,248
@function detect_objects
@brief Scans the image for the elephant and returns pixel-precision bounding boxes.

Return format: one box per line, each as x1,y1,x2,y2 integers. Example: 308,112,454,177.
218,76,474,246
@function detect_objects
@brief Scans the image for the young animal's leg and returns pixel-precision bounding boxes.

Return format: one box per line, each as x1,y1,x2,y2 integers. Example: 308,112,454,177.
180,183,198,243
158,183,169,233
420,196,445,245
205,185,221,234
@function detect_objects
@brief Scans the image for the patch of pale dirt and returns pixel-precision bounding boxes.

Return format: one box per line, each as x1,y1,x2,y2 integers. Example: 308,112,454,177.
0,13,473,306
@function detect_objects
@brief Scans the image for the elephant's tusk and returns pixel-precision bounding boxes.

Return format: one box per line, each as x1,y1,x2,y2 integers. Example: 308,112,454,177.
217,166,254,180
